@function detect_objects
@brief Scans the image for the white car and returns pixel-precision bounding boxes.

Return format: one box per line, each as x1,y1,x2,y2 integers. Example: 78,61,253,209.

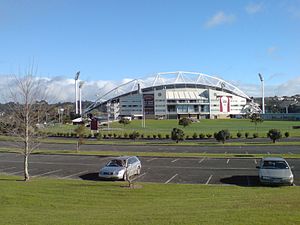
99,156,141,180
256,157,294,186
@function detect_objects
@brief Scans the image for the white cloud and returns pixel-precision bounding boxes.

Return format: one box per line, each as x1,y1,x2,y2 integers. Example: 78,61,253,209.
1,75,299,103
245,2,263,14
204,11,235,28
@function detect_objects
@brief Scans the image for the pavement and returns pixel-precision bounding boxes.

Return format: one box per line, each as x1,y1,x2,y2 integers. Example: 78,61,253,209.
0,153,299,186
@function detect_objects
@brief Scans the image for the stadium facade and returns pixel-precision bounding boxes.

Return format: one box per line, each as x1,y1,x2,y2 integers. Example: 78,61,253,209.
86,71,257,120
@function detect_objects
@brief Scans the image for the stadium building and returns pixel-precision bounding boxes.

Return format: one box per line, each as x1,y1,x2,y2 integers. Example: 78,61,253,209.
86,71,258,120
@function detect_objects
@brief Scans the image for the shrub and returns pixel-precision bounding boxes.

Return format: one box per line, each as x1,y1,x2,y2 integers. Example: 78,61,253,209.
178,117,192,128
158,133,162,139
199,133,205,139
206,134,212,138
103,134,107,139
118,134,122,139
185,135,189,140
124,133,128,138
284,131,290,138
215,129,230,144
267,129,282,143
140,134,144,139
237,132,242,138
245,132,249,138
192,132,198,139
147,135,151,139
213,132,218,139
171,128,185,143
108,133,112,138
94,133,102,140
113,133,117,138
153,134,157,139
253,133,258,138
165,134,170,139
129,131,140,140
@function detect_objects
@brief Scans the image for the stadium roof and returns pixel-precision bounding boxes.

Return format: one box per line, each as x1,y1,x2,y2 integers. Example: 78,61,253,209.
85,71,250,112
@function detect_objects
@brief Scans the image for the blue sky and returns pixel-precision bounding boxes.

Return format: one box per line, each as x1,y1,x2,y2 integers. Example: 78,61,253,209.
0,0,300,100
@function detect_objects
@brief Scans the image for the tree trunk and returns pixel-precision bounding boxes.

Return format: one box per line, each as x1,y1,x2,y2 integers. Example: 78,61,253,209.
24,154,29,181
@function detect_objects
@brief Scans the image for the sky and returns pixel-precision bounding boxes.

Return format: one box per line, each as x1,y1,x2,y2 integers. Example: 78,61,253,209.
0,0,300,102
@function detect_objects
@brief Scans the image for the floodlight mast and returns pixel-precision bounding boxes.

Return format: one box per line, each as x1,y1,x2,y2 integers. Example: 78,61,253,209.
79,81,84,115
75,71,80,115
258,73,265,114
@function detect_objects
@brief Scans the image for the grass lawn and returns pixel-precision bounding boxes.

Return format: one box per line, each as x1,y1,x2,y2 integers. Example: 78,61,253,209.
0,175,299,225
43,119,300,137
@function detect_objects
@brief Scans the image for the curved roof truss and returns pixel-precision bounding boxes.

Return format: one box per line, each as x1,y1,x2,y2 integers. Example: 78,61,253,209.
85,71,250,113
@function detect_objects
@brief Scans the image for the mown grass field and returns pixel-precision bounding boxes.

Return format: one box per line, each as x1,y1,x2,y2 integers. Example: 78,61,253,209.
44,119,300,137
0,175,300,225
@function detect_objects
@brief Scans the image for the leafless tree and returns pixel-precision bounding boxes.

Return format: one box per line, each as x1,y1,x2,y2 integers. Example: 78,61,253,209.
1,69,49,181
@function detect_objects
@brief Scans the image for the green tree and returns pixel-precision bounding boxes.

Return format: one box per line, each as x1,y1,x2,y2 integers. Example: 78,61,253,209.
178,117,192,128
250,113,263,130
171,128,185,143
267,129,282,143
215,129,230,144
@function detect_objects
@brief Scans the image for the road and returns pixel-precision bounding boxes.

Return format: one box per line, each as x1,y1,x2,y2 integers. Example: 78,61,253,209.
0,153,299,186
0,140,299,155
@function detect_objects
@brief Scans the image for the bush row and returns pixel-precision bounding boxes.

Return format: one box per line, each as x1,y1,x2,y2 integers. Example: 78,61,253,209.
48,131,290,140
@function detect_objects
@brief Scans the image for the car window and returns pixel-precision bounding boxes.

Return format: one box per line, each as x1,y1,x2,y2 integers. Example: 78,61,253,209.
262,160,289,169
128,158,135,165
107,159,124,167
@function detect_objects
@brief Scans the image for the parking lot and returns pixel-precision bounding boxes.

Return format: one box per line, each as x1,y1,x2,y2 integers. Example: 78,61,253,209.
0,153,299,186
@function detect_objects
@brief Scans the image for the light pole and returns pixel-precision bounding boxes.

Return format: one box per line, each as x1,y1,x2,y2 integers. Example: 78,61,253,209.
258,73,265,114
75,71,80,115
79,81,84,116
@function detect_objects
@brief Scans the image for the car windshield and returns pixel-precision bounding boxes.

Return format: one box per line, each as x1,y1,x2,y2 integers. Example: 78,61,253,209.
262,160,289,169
106,159,124,167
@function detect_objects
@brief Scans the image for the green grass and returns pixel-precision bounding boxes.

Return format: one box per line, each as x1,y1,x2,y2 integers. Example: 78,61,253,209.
43,119,300,137
0,175,299,225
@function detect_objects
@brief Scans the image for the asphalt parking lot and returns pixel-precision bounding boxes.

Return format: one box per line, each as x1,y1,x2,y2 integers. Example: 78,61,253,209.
1,140,300,155
0,153,299,186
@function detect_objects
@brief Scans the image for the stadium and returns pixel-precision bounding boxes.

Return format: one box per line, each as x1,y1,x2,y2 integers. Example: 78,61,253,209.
86,71,259,120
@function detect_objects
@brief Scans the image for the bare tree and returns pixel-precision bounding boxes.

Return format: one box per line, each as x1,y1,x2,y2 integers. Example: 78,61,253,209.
1,69,49,181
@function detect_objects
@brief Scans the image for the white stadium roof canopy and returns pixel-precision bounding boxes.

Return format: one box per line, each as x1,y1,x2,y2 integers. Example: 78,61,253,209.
85,71,250,113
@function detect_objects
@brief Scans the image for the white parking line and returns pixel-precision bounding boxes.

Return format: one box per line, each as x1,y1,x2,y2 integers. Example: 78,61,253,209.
146,158,157,162
131,172,147,182
33,169,62,178
254,159,257,164
198,158,206,164
165,174,178,184
205,175,213,185
226,159,230,164
0,167,16,172
224,152,227,154
9,170,24,175
245,151,248,154
61,170,89,179
171,158,179,163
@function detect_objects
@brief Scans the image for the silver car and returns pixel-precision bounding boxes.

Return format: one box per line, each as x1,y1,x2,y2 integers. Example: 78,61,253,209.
256,157,294,186
99,156,141,180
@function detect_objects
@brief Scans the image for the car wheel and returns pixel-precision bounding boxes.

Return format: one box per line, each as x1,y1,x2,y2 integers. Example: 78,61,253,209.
123,172,127,181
